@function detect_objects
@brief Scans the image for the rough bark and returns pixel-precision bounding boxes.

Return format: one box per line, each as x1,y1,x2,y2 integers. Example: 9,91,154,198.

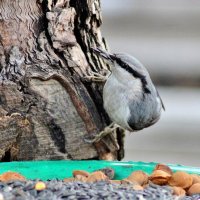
0,0,124,161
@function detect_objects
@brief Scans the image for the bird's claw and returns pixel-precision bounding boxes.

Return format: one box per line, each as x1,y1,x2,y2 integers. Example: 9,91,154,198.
84,123,121,143
82,70,110,83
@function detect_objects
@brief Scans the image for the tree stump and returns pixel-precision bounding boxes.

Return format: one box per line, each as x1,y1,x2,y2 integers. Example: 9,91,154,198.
0,0,124,161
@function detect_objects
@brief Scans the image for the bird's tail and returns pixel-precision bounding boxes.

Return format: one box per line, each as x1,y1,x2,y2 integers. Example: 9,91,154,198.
91,47,114,60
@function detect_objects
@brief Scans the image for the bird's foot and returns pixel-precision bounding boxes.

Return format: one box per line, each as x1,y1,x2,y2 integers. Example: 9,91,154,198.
84,123,121,143
83,69,110,83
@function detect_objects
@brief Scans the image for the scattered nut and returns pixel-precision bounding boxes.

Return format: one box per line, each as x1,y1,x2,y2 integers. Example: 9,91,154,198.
187,183,200,195
168,171,193,189
74,175,87,182
35,181,46,191
127,170,148,186
172,186,186,197
73,170,90,178
149,170,171,185
0,172,26,182
63,178,75,182
87,171,108,183
191,174,200,184
154,164,173,175
132,184,143,190
109,180,121,184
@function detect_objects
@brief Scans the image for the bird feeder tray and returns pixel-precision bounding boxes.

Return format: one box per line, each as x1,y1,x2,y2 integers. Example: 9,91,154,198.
0,160,199,180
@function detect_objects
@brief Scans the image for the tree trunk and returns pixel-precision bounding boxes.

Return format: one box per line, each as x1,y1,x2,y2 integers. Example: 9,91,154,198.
0,0,124,161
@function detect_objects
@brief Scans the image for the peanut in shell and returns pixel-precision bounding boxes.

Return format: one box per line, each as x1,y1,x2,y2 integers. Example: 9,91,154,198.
191,174,200,184
86,171,108,183
132,184,144,190
73,170,90,178
149,170,171,185
126,170,148,186
109,180,121,184
168,171,193,189
154,164,173,175
172,186,186,197
0,172,26,182
74,175,87,182
187,183,200,195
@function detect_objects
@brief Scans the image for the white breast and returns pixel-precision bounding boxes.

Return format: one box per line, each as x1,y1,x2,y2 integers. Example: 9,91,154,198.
103,68,143,130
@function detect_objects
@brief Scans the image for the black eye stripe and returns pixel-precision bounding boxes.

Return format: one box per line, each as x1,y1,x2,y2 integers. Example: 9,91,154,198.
113,57,151,94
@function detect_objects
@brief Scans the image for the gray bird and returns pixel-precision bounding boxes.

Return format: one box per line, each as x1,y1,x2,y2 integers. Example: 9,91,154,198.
92,47,165,133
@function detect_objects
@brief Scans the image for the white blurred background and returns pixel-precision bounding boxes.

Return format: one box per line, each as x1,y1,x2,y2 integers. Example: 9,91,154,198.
101,0,200,167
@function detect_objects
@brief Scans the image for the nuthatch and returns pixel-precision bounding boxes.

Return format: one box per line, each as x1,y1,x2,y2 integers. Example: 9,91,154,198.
92,47,165,133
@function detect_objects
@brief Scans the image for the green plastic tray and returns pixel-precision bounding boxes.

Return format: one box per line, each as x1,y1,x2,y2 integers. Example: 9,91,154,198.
0,160,200,180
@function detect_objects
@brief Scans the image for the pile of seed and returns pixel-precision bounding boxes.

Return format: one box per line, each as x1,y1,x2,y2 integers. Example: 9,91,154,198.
0,180,177,200
0,163,200,199
0,180,200,200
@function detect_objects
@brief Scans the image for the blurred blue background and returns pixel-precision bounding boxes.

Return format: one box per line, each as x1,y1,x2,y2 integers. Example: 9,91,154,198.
101,0,200,167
